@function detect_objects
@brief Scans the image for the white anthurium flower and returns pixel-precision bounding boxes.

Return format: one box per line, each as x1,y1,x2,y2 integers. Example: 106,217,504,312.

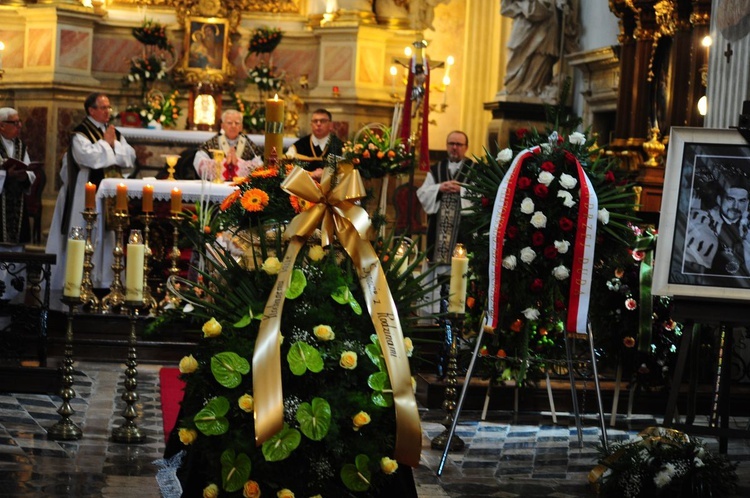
598,208,610,225
554,240,570,254
522,307,540,320
569,131,586,145
552,265,570,280
538,170,555,186
557,190,576,207
496,148,513,163
559,173,578,189
530,211,547,228
502,255,517,270
520,197,535,214
520,247,536,264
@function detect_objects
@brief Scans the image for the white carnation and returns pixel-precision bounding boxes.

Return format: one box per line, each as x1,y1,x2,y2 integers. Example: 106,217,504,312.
559,173,577,189
495,148,513,163
598,208,610,225
554,240,570,254
520,197,535,214
538,171,555,186
552,265,570,280
530,211,547,228
502,255,517,270
520,247,536,264
522,308,540,320
569,131,586,145
557,190,575,207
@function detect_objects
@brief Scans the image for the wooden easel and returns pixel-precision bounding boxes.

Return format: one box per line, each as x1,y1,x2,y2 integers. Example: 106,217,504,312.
663,298,750,453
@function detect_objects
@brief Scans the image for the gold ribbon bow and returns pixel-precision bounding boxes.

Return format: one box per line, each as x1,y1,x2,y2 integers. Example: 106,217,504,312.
252,166,422,467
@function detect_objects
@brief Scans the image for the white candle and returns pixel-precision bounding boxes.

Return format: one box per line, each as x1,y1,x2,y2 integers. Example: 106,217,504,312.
448,243,468,313
125,230,145,302
63,227,85,298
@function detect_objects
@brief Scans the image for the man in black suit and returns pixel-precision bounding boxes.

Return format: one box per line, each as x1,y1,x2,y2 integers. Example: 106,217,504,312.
286,108,343,180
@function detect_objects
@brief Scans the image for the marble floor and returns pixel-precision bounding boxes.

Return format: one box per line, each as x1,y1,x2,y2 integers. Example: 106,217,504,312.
1,362,748,498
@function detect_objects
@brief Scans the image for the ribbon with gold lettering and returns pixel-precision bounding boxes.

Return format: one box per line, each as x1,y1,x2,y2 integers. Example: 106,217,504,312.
252,166,422,467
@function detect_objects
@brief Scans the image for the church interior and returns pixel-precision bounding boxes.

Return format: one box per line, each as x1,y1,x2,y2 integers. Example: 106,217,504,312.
1,0,750,496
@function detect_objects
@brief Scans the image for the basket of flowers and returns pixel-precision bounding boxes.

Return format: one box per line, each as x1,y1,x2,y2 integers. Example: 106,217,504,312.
341,124,414,180
248,26,283,54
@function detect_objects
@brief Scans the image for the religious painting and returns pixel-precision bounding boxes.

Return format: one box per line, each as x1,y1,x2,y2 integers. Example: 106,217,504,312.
182,17,230,80
653,127,750,302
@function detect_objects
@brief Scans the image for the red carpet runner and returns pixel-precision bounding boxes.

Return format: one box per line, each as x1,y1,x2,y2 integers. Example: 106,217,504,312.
159,367,185,443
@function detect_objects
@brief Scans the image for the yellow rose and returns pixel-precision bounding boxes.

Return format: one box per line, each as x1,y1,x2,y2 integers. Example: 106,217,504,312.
308,245,325,262
339,351,358,370
313,324,335,341
179,354,198,374
202,317,222,338
242,480,261,498
352,411,371,430
380,456,398,475
238,394,254,413
403,337,414,357
262,256,283,275
178,428,197,445
277,489,295,498
203,484,219,498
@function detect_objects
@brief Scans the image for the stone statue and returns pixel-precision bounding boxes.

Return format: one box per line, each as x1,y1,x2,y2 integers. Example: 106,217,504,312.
500,0,580,99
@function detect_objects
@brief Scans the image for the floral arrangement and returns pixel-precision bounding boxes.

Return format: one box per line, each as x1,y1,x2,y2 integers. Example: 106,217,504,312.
248,26,283,54
233,93,266,134
124,53,167,87
153,162,433,497
590,426,738,497
462,115,639,382
132,18,172,51
341,125,415,180
247,64,283,92
125,89,181,128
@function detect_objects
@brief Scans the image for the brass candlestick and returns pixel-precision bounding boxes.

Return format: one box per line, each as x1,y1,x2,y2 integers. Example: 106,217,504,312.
139,212,158,315
101,211,129,314
80,208,100,312
431,312,465,452
169,214,181,277
48,297,83,441
112,301,146,443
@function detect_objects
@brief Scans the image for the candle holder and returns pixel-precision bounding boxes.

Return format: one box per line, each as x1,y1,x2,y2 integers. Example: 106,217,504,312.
80,208,100,312
101,211,129,314
431,311,465,452
47,297,83,441
139,212,158,315
111,300,146,443
169,214,181,277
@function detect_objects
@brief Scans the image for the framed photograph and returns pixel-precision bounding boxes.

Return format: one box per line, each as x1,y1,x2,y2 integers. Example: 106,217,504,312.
653,127,750,301
183,17,230,75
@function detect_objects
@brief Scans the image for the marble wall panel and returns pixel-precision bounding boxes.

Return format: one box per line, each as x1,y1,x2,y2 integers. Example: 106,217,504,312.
18,107,48,164
358,46,380,84
272,47,318,81
92,37,142,73
26,28,53,67
0,30,25,69
322,45,353,81
59,29,91,70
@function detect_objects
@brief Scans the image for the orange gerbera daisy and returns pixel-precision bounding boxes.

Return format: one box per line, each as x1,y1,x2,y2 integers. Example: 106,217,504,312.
240,188,270,212
251,167,279,178
220,190,240,211
290,195,316,213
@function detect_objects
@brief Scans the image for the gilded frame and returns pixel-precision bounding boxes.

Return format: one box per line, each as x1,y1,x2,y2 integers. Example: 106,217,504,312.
182,16,231,83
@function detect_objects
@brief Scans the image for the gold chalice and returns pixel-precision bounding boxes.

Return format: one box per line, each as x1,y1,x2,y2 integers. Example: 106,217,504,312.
163,154,180,181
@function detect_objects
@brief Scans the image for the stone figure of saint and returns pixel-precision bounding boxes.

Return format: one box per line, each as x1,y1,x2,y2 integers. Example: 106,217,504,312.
501,0,579,98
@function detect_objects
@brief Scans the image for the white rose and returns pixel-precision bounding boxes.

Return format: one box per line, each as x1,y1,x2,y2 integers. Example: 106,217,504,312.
522,307,540,320
538,171,555,186
557,190,576,208
541,143,551,154
530,211,547,228
495,148,513,163
552,265,570,280
569,131,586,145
519,247,536,264
598,208,610,225
554,240,570,254
502,255,517,270
559,173,578,189
520,197,535,214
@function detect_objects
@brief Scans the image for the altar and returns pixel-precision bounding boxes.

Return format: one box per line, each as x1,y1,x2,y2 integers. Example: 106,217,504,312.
92,178,237,291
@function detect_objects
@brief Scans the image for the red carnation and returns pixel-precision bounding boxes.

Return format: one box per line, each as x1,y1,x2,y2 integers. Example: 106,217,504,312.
544,245,558,259
533,183,549,198
515,128,529,140
559,217,574,231
605,170,616,183
506,225,519,239
558,135,564,144
541,161,556,173
481,197,491,208
530,278,544,293
532,231,545,246
517,176,532,190
554,300,566,311
564,151,577,164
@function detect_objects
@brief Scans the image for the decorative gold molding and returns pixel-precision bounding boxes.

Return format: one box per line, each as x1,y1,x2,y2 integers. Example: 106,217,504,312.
110,0,301,20
654,0,676,37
